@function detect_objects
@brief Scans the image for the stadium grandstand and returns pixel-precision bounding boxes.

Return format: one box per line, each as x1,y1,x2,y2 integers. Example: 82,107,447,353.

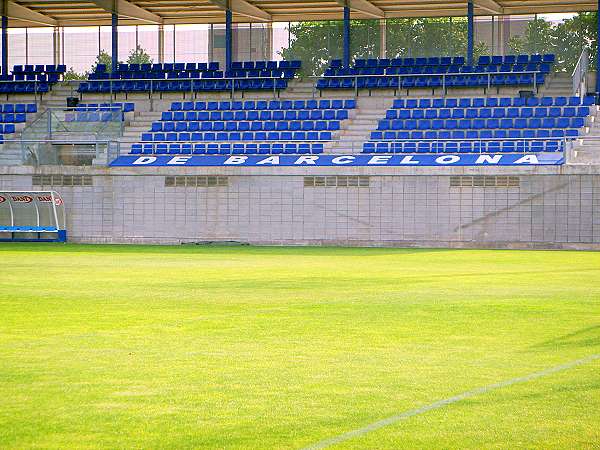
2,3,600,449
0,0,598,248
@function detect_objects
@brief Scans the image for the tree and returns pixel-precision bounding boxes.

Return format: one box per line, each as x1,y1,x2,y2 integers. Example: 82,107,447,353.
91,50,114,72
387,17,489,62
280,18,489,76
62,67,87,81
552,12,597,72
508,18,555,56
280,20,380,76
127,45,153,65
507,13,597,72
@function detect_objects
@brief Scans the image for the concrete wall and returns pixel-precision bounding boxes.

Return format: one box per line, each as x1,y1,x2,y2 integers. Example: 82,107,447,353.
1,165,599,250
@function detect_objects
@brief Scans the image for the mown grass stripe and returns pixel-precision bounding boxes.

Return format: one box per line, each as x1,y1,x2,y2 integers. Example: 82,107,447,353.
305,354,600,450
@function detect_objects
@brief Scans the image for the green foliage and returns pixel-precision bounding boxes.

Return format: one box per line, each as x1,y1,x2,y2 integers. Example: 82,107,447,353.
62,67,87,81
386,17,487,59
88,46,152,73
280,18,489,76
91,50,115,72
280,20,380,76
507,18,555,55
127,45,153,65
280,13,598,75
509,12,597,72
1,244,600,447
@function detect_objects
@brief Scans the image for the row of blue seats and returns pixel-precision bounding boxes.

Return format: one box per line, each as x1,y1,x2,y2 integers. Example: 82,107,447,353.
5,74,61,83
393,96,594,109
131,141,323,155
479,55,555,65
13,64,66,74
372,117,586,131
89,69,297,80
170,99,356,111
370,129,579,140
151,120,341,133
317,74,544,90
78,79,288,93
0,225,59,232
383,107,590,121
73,102,134,112
226,69,297,79
326,63,551,76
97,62,219,73
400,97,591,110
332,57,465,68
90,70,221,80
0,113,27,123
0,82,50,93
141,131,333,142
64,112,122,122
363,140,562,154
0,104,37,113
330,55,554,69
0,123,16,134
98,61,301,73
231,60,301,70
161,110,349,122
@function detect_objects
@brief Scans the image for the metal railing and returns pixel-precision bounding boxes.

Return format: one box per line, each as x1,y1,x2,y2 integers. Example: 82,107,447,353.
361,136,569,153
20,107,125,144
313,70,543,97
0,138,121,166
0,78,56,100
34,69,545,106
72,75,292,102
572,48,589,99
128,137,570,156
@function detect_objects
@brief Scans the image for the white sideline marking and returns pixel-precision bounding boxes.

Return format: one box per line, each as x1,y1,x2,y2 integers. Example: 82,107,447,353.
303,354,600,450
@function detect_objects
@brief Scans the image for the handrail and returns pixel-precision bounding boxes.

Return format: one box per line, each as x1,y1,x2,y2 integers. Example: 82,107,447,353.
51,70,545,104
2,138,121,166
127,136,570,156
20,107,125,141
0,69,546,110
571,48,589,99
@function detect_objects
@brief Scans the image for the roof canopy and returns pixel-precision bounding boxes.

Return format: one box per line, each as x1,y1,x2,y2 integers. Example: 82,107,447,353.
5,0,598,28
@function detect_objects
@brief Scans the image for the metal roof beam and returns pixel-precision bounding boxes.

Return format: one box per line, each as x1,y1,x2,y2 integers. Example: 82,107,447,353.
90,0,162,24
6,1,57,26
208,0,271,22
474,0,503,15
336,0,385,19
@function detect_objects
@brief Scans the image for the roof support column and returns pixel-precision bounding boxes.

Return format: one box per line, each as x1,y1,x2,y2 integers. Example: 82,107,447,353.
467,0,474,66
343,5,350,67
379,18,386,58
111,10,118,72
1,0,8,77
596,0,600,100
225,6,232,71
158,24,164,63
53,27,61,66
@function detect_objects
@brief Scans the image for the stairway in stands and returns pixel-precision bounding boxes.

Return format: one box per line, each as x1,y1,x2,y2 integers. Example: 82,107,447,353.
327,97,393,153
569,102,600,164
119,111,163,154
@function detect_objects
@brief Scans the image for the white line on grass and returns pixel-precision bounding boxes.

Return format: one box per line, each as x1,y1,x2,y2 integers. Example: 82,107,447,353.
303,354,600,450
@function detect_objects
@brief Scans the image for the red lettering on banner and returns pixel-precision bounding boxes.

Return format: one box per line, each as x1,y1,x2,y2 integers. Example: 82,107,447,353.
0,195,5,203
11,195,33,203
37,195,53,203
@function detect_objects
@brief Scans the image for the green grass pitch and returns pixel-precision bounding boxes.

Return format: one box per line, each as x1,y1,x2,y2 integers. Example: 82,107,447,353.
1,243,599,449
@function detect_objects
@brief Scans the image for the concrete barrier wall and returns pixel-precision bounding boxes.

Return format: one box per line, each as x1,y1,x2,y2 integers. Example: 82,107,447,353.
1,165,599,249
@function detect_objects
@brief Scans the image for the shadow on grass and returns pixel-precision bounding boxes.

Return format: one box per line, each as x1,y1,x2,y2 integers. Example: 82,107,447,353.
531,325,600,350
0,242,457,258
